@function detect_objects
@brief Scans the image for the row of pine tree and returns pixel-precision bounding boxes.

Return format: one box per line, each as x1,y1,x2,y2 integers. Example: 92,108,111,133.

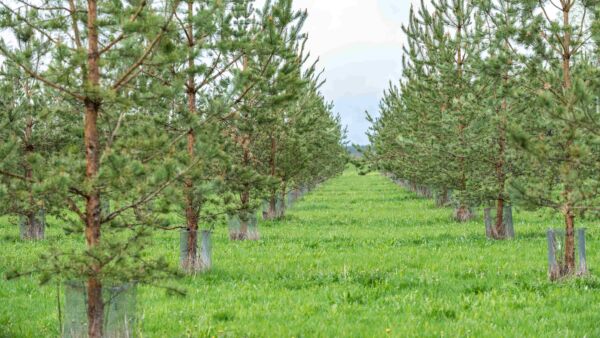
0,0,347,336
365,0,599,278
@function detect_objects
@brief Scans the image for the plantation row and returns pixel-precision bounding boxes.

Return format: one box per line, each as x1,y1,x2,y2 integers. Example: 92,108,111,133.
0,0,346,337
363,0,600,280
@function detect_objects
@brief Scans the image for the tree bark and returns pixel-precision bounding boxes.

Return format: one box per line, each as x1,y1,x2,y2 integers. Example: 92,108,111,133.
183,0,201,269
494,197,505,238
561,3,575,273
564,206,576,272
268,135,278,219
435,188,449,208
21,211,45,240
84,1,104,336
237,144,251,239
184,126,199,267
454,205,474,222
268,194,277,219
280,181,287,218
455,23,469,218
494,68,509,239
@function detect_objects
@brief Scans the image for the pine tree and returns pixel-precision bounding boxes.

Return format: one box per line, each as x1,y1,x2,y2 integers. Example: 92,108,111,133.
0,21,76,240
0,1,190,335
224,0,307,239
165,0,256,271
511,0,600,278
469,0,525,238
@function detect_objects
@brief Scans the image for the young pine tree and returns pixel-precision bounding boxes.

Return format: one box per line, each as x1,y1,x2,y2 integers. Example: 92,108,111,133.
0,1,190,336
0,23,77,240
512,0,600,278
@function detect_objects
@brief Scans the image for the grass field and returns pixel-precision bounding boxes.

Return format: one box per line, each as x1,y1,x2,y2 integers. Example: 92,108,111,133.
1,168,600,337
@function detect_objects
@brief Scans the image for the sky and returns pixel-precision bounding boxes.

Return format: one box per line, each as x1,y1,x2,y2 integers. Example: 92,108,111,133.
267,0,424,144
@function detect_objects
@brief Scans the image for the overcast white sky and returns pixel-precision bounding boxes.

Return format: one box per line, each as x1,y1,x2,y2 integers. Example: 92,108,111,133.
270,0,423,144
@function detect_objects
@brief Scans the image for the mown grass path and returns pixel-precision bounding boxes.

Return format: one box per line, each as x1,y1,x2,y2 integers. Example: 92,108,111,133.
1,169,599,337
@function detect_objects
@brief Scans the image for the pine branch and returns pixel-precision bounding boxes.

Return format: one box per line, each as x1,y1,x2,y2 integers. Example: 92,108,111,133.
111,1,180,91
65,196,86,223
102,158,201,224
0,2,72,48
0,169,30,181
66,0,83,49
0,45,85,101
13,0,79,12
99,0,148,55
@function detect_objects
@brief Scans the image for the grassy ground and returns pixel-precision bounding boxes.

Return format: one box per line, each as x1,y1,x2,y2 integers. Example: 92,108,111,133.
1,168,599,337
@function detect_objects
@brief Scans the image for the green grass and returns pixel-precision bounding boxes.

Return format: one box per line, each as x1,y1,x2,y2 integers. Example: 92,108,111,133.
2,168,600,337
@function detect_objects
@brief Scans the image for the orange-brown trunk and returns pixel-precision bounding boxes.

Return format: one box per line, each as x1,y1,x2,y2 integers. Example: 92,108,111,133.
84,1,104,336
564,206,576,272
268,135,277,219
183,0,200,267
560,3,575,274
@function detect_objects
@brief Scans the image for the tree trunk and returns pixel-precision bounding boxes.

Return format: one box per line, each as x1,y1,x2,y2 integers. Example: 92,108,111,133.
455,23,469,216
494,94,507,238
564,207,576,273
21,103,44,240
182,0,201,271
237,145,251,240
267,135,278,220
84,1,104,336
494,197,505,238
484,207,493,238
239,213,249,239
280,182,287,218
561,3,575,275
86,278,104,338
183,105,199,261
454,205,474,222
268,194,277,219
21,211,45,240
183,226,199,270
435,188,449,208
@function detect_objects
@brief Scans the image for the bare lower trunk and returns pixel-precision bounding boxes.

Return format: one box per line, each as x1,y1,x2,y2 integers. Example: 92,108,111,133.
239,216,249,239
494,197,505,238
234,141,252,240
183,131,199,269
560,1,575,276
21,211,45,240
183,227,199,271
454,205,474,222
564,208,575,273
182,0,201,271
280,182,287,218
86,278,103,338
267,135,277,220
22,115,45,240
182,228,210,272
435,189,449,208
268,193,277,219
183,131,199,268
484,207,492,238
